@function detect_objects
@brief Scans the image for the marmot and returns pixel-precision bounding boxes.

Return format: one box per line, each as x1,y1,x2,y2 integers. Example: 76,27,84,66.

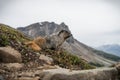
25,30,71,51
45,30,71,50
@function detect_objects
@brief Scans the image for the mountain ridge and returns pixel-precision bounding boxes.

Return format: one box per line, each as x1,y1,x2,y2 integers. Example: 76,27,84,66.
17,21,120,66
96,44,120,57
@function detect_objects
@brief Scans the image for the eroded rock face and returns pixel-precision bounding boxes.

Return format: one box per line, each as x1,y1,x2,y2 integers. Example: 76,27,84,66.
0,46,22,63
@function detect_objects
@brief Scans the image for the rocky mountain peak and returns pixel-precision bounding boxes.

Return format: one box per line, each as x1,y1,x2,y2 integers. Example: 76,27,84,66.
18,21,73,40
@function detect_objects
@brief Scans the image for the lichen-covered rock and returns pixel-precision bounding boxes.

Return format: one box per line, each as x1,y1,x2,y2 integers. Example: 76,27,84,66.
0,46,22,63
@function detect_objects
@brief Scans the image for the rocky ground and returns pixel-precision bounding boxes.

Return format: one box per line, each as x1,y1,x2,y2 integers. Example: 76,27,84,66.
0,46,95,80
0,24,96,80
0,23,120,80
0,63,119,80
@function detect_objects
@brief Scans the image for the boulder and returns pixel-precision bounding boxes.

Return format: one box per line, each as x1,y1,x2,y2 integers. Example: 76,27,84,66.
42,68,118,80
0,46,22,63
39,54,53,65
1,66,118,80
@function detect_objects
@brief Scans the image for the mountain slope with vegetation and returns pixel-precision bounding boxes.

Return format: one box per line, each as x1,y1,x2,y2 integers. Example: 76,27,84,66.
1,23,120,80
17,21,120,66
0,24,94,78
0,24,41,63
92,49,120,62
0,23,94,69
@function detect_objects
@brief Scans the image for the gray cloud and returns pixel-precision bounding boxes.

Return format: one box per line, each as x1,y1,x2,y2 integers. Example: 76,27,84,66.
0,0,12,10
108,29,120,35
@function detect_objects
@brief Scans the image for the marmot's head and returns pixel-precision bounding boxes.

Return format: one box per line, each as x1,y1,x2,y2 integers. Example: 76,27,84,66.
58,30,72,40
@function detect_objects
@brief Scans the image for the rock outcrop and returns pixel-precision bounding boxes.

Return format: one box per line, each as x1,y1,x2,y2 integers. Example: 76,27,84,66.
3,67,119,80
17,21,120,66
42,68,118,80
0,46,22,63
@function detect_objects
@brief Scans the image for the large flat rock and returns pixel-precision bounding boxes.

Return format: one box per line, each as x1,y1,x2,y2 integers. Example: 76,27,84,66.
42,67,118,80
5,66,119,80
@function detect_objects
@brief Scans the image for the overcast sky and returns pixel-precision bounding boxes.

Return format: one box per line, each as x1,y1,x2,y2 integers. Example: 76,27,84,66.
0,0,120,47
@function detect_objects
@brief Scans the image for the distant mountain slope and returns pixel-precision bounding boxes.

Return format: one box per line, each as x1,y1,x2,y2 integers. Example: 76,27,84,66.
17,21,120,66
96,44,120,57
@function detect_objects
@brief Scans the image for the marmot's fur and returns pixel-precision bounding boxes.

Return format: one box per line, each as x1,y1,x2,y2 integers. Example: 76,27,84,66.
33,37,46,47
25,37,46,51
25,41,41,51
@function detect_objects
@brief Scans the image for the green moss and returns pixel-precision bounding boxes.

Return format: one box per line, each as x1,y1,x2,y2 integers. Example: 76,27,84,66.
89,62,104,67
0,35,9,46
0,24,30,44
43,49,95,70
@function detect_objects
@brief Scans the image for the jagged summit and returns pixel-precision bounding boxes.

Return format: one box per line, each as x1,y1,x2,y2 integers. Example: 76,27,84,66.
18,22,71,38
